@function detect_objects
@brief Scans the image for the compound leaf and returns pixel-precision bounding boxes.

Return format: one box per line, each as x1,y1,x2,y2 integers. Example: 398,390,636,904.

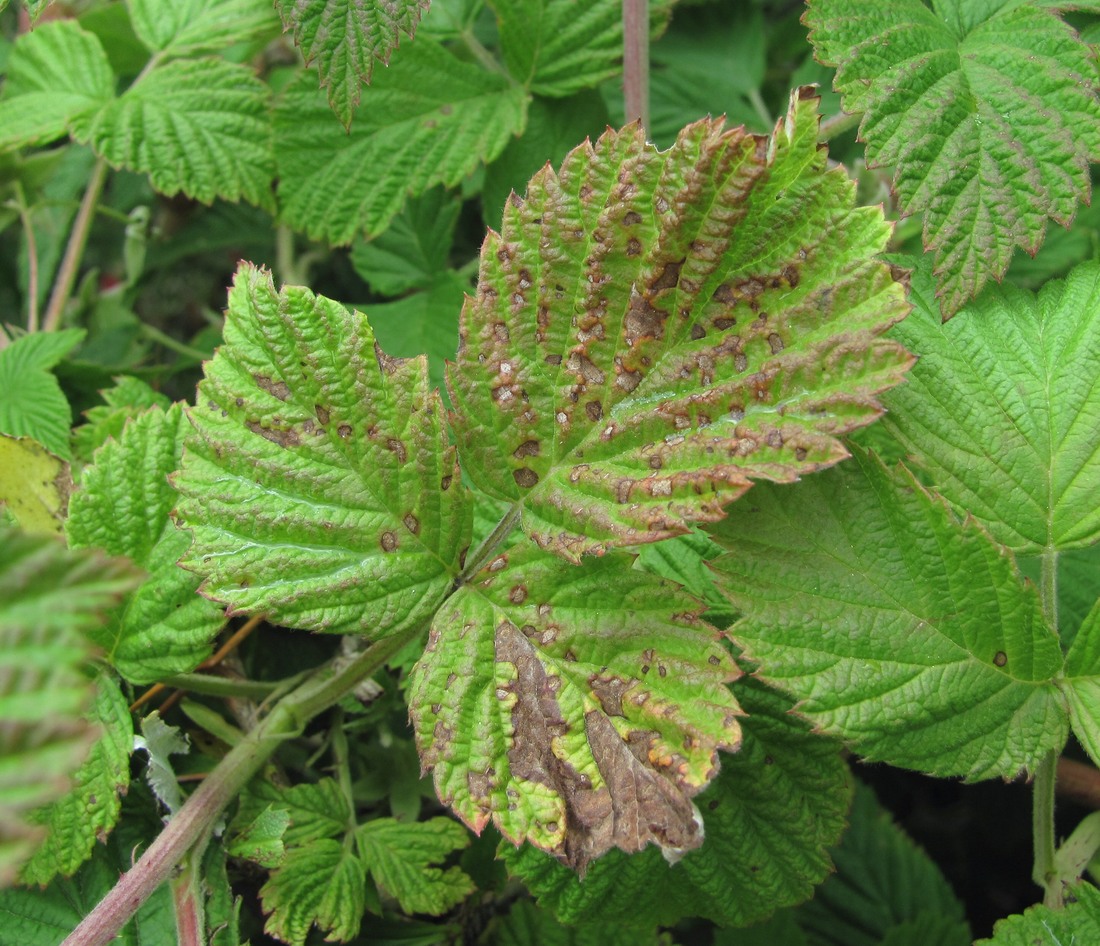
0,529,139,885
67,404,224,684
806,0,1100,316
130,0,279,55
275,0,430,128
175,264,471,637
489,0,672,97
19,674,134,885
408,545,742,871
884,259,1100,553
71,58,275,210
355,817,474,915
502,676,851,928
0,21,113,150
711,448,1068,781
450,88,911,561
275,40,528,243
259,839,367,946
0,329,84,459
977,882,1100,945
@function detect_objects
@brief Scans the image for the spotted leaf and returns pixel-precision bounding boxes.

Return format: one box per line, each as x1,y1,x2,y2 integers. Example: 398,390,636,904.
449,87,911,562
408,545,741,871
174,264,471,637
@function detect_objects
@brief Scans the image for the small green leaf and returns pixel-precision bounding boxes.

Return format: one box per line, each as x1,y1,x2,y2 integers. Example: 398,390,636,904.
977,881,1100,945
883,259,1100,553
235,777,350,848
489,0,671,96
71,58,275,209
1061,599,1100,767
0,329,84,459
227,804,290,868
275,40,528,243
366,271,468,396
129,0,279,55
502,677,851,928
0,436,70,535
409,545,741,871
67,404,224,684
175,264,471,637
72,376,171,462
0,528,138,885
19,674,134,885
350,188,462,296
133,712,189,814
0,21,113,150
794,782,971,946
356,817,474,915
260,838,368,946
450,89,911,561
806,0,1100,316
275,0,431,128
711,448,1068,780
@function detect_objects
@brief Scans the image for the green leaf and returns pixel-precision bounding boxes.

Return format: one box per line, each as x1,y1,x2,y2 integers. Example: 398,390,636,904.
366,271,468,396
175,264,471,636
350,188,462,296
487,899,666,946
275,40,528,243
0,529,138,885
275,0,431,129
259,838,368,946
356,817,474,915
130,0,279,55
0,21,113,150
234,777,350,848
634,528,734,627
133,712,189,814
0,329,84,459
977,881,1100,945
450,89,911,562
67,404,224,684
19,674,134,885
805,0,1100,316
0,435,71,535
1061,599,1100,767
883,259,1100,553
794,782,970,946
72,376,171,462
489,0,671,96
502,677,851,928
482,91,611,228
0,819,176,946
71,57,275,209
409,544,742,871
226,804,290,868
711,448,1069,780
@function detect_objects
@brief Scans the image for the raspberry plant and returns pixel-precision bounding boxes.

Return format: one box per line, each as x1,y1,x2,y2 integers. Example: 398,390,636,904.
0,1,1098,945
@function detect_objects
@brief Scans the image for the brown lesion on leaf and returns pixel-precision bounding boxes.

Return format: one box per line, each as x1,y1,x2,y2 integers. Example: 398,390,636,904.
380,531,398,552
513,467,539,488
387,438,408,463
513,440,540,459
403,513,420,535
374,343,407,376
246,420,300,448
253,374,290,401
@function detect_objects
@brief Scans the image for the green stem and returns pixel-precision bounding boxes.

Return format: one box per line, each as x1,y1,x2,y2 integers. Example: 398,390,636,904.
1034,546,1061,907
160,672,281,701
11,182,40,332
818,109,861,143
61,625,418,946
461,29,507,77
43,155,108,333
139,323,211,362
622,0,650,134
456,503,523,585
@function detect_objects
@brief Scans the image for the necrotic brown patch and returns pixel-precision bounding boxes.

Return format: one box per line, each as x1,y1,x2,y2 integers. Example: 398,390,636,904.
380,531,398,552
513,468,539,488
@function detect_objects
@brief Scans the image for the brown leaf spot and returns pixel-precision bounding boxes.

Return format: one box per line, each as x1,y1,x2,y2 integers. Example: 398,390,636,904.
615,368,641,392
545,353,562,366
622,210,643,226
253,374,290,401
387,438,408,463
590,676,631,717
994,651,1008,667
767,332,784,354
690,323,706,341
246,421,300,448
441,474,453,491
624,295,666,344
513,467,539,488
403,513,420,535
626,238,642,257
651,259,683,292
513,440,540,459
568,353,605,385
337,424,353,439
510,585,528,605
380,531,398,552
585,401,603,422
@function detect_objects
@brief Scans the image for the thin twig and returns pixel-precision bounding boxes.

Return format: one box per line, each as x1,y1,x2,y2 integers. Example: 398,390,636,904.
622,0,650,135
12,182,41,331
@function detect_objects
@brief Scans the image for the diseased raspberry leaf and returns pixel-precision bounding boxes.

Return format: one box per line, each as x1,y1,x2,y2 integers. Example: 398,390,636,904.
408,545,742,872
450,88,911,562
174,264,471,637
806,0,1100,317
